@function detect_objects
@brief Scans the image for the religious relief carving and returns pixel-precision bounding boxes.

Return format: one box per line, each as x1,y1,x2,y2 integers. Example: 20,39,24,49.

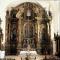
10,19,18,54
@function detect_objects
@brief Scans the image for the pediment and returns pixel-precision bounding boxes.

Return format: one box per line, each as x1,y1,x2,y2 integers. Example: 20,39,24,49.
15,2,46,20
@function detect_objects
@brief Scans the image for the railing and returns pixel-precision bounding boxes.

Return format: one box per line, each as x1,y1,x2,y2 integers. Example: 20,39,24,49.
2,57,60,60
0,58,15,60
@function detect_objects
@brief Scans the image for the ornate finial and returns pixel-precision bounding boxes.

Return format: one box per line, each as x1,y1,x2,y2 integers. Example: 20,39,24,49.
57,32,58,36
47,1,52,20
0,18,2,27
0,18,2,33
